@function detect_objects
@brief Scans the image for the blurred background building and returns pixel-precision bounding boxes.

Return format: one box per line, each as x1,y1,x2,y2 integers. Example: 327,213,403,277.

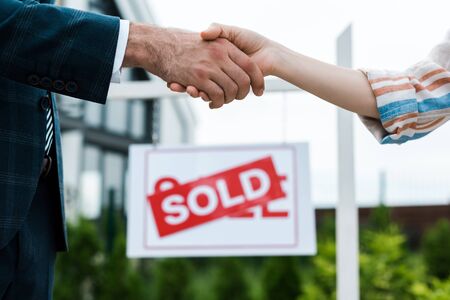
47,1,450,299
57,0,197,222
55,0,450,222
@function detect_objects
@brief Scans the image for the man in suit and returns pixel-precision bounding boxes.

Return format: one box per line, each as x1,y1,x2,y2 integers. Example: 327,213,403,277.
0,0,265,299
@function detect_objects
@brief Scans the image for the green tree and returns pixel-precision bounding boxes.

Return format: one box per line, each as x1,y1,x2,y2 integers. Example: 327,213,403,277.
411,277,450,300
303,215,336,299
317,213,336,240
53,219,102,300
309,239,336,299
422,219,450,279
153,258,194,300
261,256,301,300
211,258,250,300
360,226,423,300
97,233,149,300
367,204,392,232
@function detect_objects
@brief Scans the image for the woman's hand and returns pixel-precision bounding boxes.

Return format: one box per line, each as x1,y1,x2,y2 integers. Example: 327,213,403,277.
169,23,277,103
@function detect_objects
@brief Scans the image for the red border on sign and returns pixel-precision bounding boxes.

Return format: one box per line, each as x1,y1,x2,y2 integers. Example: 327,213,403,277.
143,145,299,250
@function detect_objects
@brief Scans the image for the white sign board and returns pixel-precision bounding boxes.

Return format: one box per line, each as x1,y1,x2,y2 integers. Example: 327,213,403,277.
127,143,316,257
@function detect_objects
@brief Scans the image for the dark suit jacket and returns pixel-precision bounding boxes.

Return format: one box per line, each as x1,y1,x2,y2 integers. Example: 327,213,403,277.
0,0,120,250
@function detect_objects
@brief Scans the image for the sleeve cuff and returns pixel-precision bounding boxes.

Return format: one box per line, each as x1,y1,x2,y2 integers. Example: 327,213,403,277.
358,59,450,145
357,68,420,145
111,19,130,83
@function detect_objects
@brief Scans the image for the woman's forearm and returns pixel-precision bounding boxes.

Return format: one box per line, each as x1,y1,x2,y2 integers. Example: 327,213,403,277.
271,44,379,119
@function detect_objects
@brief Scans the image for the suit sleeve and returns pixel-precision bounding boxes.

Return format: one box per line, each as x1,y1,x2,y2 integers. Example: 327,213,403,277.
0,0,120,104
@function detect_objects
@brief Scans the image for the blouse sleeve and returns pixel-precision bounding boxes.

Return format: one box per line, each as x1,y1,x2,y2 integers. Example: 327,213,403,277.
359,31,450,144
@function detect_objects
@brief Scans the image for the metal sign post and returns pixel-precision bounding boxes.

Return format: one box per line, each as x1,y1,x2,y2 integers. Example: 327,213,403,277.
336,24,359,300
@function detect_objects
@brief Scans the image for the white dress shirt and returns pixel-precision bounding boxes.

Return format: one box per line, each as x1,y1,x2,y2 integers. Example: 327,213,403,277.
111,19,130,83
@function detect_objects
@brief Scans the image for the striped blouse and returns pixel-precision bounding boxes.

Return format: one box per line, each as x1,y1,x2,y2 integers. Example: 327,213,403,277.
359,30,450,144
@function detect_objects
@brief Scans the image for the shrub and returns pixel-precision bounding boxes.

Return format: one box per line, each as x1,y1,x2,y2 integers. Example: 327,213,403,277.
261,256,301,300
54,217,150,300
367,204,392,232
97,233,149,300
422,219,450,279
299,215,336,299
360,226,423,300
153,258,194,300
53,219,103,300
211,258,250,300
310,239,336,298
411,277,450,300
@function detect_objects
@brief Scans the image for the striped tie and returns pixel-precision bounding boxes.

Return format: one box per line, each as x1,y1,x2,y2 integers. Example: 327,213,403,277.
44,99,54,156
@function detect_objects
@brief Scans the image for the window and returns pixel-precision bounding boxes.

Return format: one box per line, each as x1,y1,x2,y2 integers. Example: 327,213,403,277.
84,102,103,127
80,145,102,219
105,101,128,134
130,100,145,139
103,152,126,209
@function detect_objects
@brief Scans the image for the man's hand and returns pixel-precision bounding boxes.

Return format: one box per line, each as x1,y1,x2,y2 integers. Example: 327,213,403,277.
169,23,277,102
122,23,264,108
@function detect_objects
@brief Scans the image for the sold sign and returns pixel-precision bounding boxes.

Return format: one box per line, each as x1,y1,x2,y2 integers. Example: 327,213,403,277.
147,156,286,237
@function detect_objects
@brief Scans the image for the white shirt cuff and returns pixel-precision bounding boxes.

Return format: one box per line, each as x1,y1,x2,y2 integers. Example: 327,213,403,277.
111,19,130,83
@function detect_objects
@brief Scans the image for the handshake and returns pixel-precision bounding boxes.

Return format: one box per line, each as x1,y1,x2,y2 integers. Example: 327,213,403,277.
123,23,277,109
123,22,381,119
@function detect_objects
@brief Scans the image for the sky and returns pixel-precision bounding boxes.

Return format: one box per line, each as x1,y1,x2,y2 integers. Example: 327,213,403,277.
148,0,450,207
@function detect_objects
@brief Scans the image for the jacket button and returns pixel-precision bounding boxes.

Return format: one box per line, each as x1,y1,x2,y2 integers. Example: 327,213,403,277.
40,96,51,110
53,80,65,91
40,77,52,89
65,81,78,94
28,74,40,86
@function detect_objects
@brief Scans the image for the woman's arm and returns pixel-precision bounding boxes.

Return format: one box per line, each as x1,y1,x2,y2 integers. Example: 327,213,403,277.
272,44,379,118
170,23,378,118
269,31,450,144
170,24,450,144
